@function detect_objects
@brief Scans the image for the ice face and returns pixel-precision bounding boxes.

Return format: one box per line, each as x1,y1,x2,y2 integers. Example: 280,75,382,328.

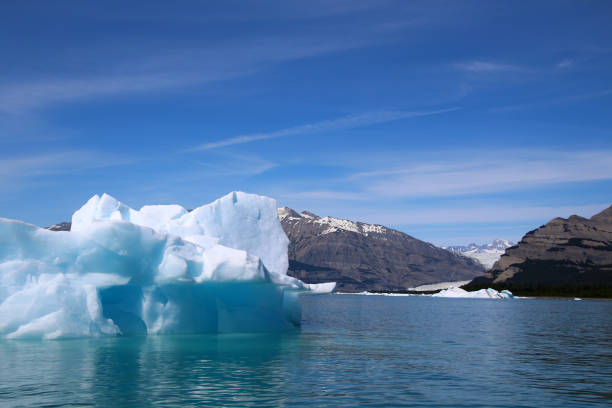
0,192,335,339
72,191,289,276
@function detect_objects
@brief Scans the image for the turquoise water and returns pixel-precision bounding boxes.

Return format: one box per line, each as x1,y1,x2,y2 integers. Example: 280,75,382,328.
1,295,611,407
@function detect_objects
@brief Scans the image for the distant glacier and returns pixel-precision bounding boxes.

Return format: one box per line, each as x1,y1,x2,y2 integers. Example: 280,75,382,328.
443,239,514,269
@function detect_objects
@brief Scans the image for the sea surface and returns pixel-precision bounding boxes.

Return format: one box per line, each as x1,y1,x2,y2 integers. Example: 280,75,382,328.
1,295,611,407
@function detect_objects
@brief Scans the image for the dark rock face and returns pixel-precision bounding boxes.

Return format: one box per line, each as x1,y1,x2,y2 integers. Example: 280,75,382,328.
278,208,485,292
46,222,71,231
471,205,612,287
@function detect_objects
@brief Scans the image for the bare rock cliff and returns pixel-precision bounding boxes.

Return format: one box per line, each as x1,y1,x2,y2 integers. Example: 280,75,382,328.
470,205,612,287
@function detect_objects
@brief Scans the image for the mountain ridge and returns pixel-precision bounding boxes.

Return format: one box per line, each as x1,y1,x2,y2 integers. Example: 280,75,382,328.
465,204,612,297
279,208,485,292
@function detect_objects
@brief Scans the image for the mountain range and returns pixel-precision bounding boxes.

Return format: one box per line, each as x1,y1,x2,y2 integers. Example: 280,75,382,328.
46,203,612,296
278,207,484,292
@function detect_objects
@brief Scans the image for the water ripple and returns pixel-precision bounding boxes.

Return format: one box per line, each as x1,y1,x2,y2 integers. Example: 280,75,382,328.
1,296,611,407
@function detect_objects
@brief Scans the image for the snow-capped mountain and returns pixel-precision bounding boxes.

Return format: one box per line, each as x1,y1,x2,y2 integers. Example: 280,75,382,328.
278,207,395,238
443,240,514,269
278,207,485,292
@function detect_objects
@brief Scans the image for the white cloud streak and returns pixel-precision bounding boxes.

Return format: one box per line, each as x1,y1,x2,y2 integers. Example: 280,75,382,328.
0,151,134,192
194,153,277,177
0,73,231,114
453,60,524,73
272,149,612,227
189,108,458,151
0,16,416,114
279,190,368,201
343,150,612,198
0,36,369,113
489,88,612,113
556,59,575,69
359,203,609,226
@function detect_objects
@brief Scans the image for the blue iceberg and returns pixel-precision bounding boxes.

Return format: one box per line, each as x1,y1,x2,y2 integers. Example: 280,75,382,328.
0,192,334,339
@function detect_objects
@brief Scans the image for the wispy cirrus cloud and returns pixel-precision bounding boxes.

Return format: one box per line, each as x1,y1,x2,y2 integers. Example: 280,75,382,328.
278,190,368,201
42,1,392,24
0,38,375,114
354,150,612,198
188,108,458,151
274,149,612,203
0,14,418,114
0,74,203,114
489,88,612,113
339,203,609,227
0,151,135,192
453,60,524,73
556,59,576,69
193,152,278,177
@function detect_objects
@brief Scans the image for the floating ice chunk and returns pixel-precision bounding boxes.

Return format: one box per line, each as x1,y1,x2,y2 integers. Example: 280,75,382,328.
432,286,513,299
0,192,335,339
303,282,337,294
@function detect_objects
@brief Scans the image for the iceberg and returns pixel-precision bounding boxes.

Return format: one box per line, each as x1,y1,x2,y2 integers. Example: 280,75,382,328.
0,192,335,339
432,286,513,299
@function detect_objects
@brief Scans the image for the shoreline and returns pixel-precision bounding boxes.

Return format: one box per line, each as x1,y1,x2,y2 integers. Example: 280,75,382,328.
333,291,612,300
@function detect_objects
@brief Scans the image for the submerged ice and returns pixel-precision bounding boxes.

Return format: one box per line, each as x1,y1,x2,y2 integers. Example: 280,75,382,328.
0,192,335,339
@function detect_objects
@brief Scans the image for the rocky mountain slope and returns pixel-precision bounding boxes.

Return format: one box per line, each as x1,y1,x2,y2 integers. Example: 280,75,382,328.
443,239,514,269
279,208,485,292
466,205,612,296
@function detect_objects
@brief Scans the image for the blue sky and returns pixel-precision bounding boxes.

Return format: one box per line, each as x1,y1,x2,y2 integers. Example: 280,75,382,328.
1,0,611,245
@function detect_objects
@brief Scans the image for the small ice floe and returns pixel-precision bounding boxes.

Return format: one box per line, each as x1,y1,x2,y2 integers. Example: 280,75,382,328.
336,291,418,296
408,280,472,292
432,286,513,299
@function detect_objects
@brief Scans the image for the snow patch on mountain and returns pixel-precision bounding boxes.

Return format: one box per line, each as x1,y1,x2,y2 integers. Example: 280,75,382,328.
278,208,389,238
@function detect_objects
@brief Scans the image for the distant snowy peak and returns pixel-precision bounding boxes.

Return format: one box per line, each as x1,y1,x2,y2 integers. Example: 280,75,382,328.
483,239,513,250
278,207,394,238
443,239,514,253
442,239,514,269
